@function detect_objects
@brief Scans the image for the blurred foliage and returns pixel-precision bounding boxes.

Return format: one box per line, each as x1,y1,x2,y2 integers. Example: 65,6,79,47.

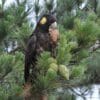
0,0,29,99
32,51,69,93
48,90,76,100
31,52,57,93
0,52,24,99
74,15,99,47
13,23,32,49
70,64,86,80
56,34,72,65
57,0,84,29
83,50,100,83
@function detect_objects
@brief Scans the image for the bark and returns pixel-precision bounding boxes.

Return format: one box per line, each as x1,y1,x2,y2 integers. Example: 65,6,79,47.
24,93,48,100
22,83,48,100
94,0,97,13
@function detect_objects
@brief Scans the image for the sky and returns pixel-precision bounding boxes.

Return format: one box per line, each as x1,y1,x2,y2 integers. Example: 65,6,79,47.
0,0,41,27
0,0,44,6
0,0,15,6
0,0,87,9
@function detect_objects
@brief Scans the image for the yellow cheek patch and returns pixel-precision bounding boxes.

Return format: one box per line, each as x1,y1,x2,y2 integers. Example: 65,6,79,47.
40,17,47,25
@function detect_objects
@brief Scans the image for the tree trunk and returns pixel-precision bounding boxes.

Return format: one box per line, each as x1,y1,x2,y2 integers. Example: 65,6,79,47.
24,93,48,100
22,83,48,100
94,0,97,13
39,94,48,100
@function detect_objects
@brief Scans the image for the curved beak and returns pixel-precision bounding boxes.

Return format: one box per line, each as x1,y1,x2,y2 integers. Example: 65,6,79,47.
49,22,59,43
49,22,58,30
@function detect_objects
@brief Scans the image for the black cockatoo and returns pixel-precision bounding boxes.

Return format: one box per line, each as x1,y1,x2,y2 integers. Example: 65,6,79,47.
24,13,59,83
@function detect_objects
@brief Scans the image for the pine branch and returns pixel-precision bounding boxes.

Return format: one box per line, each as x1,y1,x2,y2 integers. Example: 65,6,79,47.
0,71,11,82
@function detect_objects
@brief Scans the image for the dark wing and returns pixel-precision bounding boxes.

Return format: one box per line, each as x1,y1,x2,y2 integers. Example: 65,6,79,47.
24,34,37,82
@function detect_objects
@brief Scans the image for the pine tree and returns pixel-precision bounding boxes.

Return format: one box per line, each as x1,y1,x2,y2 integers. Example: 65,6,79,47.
0,0,100,99
0,0,32,99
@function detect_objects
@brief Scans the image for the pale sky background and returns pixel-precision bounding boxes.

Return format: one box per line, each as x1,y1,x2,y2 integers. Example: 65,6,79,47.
0,0,87,22
0,0,16,6
0,0,44,7
0,0,87,9
0,0,53,26
0,0,43,27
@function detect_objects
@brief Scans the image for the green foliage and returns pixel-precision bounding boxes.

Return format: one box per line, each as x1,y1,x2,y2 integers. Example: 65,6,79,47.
87,11,97,21
61,14,75,29
56,33,73,65
71,64,86,79
6,0,30,27
32,52,58,93
0,83,23,100
0,2,27,98
32,74,54,93
84,50,100,83
57,0,84,29
74,18,99,47
0,52,24,99
48,90,76,100
0,54,13,79
13,23,32,49
57,0,75,13
0,20,10,43
37,52,51,70
46,68,57,80
32,51,70,93
33,75,49,91
57,91,76,100
75,49,89,61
